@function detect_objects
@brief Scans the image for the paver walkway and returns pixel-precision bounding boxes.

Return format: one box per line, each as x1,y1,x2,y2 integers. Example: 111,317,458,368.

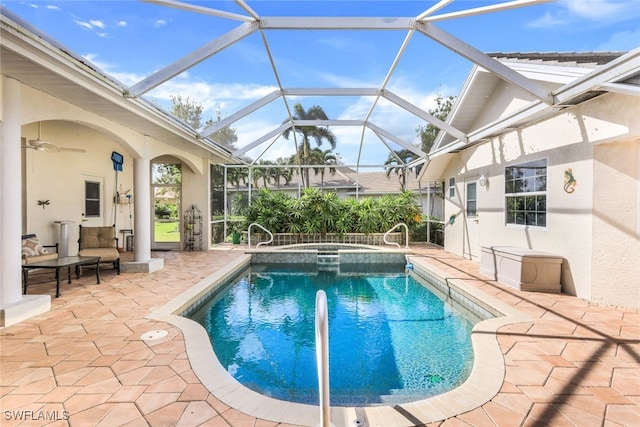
1,245,638,426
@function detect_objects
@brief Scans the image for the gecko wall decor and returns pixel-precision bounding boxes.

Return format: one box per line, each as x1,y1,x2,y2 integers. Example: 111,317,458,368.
564,168,577,193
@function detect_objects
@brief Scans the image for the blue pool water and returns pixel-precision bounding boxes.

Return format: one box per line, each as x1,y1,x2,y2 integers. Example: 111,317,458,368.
189,265,477,406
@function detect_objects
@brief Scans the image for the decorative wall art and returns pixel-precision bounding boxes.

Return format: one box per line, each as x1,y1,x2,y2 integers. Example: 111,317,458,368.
564,168,577,193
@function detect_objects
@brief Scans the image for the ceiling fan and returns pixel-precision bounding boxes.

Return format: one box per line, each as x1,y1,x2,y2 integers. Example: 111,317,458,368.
23,122,86,153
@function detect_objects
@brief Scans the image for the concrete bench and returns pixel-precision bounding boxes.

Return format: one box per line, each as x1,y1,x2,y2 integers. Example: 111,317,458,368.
480,246,562,293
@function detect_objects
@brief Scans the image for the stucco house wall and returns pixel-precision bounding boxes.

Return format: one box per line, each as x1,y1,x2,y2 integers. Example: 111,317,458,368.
18,83,214,251
442,92,639,308
22,120,135,250
591,140,639,307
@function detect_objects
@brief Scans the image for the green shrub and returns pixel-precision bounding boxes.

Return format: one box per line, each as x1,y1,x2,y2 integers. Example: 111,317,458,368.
245,188,423,235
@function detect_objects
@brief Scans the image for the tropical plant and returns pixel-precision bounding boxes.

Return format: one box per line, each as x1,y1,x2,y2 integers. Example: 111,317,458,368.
282,103,337,188
273,157,294,189
227,166,248,191
245,188,288,232
355,197,380,234
416,94,456,154
245,188,423,236
309,148,338,190
252,160,274,188
384,149,420,191
171,96,238,147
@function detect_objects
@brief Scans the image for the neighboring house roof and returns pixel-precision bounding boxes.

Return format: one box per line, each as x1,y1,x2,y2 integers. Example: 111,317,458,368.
486,52,626,67
342,171,432,195
237,165,439,196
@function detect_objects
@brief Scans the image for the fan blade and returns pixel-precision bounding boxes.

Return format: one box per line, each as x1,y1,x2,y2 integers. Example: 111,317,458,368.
28,138,55,148
59,147,87,153
28,133,85,153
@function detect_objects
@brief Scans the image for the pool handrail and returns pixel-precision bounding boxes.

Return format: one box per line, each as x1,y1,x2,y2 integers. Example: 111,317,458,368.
247,222,273,248
315,290,330,427
384,222,409,248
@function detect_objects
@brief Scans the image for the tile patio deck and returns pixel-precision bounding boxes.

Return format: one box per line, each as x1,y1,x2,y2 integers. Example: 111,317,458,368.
1,245,638,426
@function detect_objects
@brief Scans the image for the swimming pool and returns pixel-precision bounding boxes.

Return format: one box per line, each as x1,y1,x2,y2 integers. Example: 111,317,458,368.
151,252,526,425
188,263,480,406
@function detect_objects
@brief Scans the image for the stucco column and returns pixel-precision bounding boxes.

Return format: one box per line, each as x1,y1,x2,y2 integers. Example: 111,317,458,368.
122,154,163,273
0,77,50,326
0,77,23,305
134,156,151,261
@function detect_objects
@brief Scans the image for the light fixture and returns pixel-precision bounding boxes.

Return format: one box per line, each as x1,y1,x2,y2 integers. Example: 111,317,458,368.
479,173,488,187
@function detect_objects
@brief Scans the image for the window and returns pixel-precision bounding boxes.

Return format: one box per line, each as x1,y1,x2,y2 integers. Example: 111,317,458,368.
466,182,477,217
85,181,101,217
448,177,456,198
505,159,547,227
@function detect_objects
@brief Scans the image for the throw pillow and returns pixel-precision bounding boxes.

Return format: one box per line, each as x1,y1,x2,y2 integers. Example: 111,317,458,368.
21,236,48,258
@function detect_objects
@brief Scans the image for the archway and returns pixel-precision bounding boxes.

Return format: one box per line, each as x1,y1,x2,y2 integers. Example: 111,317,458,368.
151,157,183,250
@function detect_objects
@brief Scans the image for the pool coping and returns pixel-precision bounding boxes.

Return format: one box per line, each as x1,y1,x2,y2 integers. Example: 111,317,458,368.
148,252,534,427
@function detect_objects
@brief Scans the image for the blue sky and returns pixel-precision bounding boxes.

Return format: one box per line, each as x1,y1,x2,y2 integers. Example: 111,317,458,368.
4,1,640,166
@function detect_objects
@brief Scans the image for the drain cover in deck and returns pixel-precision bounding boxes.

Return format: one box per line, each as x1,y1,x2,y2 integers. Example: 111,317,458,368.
140,330,168,341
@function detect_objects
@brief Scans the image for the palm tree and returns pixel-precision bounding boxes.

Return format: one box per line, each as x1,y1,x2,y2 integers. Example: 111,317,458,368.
227,166,248,191
282,103,337,188
226,165,249,215
252,160,274,188
384,149,419,191
273,157,294,189
310,148,338,191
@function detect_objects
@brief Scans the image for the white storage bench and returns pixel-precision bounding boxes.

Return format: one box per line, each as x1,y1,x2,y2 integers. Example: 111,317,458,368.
480,246,563,293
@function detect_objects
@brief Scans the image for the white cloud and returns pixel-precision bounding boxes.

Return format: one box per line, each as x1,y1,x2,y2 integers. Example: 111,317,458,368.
73,19,93,31
529,0,640,28
71,16,110,37
561,0,640,21
527,11,569,29
46,5,60,11
116,20,127,27
90,19,105,29
596,28,640,51
154,19,168,28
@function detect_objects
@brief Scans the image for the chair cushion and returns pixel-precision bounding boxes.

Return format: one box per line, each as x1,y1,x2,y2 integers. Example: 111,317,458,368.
22,235,49,259
80,227,116,249
79,248,120,262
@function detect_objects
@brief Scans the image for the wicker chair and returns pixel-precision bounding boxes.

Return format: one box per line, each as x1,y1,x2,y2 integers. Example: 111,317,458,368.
78,225,120,274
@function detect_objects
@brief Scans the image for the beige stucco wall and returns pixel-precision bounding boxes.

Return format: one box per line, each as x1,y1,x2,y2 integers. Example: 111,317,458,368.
19,84,215,250
442,92,640,308
22,120,135,249
591,140,640,308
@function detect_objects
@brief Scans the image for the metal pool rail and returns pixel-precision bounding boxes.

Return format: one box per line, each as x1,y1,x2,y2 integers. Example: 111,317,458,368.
247,222,273,247
384,222,409,248
315,290,330,427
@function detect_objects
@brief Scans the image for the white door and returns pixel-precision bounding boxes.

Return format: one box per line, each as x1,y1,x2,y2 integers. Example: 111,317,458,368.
463,179,480,260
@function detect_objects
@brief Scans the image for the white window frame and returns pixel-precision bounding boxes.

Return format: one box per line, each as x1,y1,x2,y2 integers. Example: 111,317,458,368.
448,177,456,199
504,159,547,228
